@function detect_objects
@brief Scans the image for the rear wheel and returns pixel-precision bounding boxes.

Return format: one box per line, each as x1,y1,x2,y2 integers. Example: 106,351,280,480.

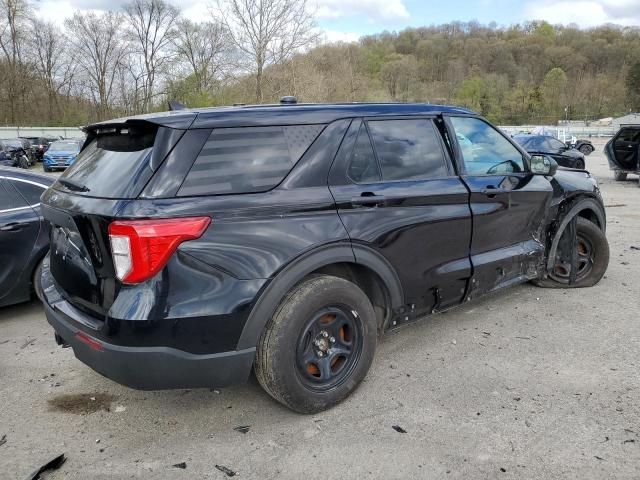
535,218,609,288
613,171,627,181
255,275,377,413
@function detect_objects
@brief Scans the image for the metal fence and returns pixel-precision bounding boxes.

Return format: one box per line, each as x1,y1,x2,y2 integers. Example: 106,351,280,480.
499,125,617,139
0,126,85,139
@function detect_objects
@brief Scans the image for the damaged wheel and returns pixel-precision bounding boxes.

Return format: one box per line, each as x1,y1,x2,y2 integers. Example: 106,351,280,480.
536,217,609,288
255,275,377,414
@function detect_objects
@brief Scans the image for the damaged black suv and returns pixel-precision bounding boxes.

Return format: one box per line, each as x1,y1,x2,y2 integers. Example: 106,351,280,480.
41,100,609,413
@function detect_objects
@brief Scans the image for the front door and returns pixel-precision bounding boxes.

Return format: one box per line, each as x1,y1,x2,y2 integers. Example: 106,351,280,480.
446,115,553,298
329,117,472,317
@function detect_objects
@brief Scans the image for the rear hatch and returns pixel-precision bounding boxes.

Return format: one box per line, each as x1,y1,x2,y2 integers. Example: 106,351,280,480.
41,120,188,317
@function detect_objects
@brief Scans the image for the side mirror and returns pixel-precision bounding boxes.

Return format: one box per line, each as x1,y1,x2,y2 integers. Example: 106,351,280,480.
530,155,558,176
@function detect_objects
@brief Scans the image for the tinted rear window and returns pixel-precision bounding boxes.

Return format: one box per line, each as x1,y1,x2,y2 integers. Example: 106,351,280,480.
179,125,324,196
55,127,155,199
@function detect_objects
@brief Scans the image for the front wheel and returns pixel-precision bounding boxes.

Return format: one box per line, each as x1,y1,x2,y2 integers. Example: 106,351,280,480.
535,217,609,288
255,275,377,413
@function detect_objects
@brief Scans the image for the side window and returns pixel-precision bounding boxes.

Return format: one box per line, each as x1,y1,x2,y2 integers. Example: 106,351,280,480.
11,180,46,205
367,119,448,181
179,125,324,196
450,117,525,175
0,179,27,211
347,124,381,183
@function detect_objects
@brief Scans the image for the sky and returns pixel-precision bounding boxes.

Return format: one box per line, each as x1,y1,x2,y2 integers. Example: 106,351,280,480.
33,0,640,41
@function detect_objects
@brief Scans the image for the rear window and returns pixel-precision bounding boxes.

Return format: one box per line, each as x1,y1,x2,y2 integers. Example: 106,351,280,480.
56,127,155,199
178,125,324,196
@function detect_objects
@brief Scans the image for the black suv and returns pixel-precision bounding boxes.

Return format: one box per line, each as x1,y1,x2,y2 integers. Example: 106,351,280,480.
41,101,609,413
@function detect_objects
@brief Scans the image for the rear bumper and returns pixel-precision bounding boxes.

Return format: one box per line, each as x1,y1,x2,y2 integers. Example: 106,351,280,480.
44,300,255,389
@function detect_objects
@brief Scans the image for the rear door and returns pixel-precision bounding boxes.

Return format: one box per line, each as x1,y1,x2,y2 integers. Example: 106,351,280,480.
609,127,640,171
0,178,40,303
446,115,553,297
329,117,472,316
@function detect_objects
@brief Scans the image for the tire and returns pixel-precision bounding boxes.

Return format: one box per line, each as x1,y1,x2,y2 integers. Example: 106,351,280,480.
43,166,51,173
574,159,585,170
613,171,627,181
535,217,609,288
33,259,44,303
579,145,593,156
18,155,29,169
255,275,377,414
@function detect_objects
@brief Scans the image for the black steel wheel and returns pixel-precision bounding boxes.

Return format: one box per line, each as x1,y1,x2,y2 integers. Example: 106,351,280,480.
255,275,377,413
548,233,594,284
295,306,364,392
535,217,609,288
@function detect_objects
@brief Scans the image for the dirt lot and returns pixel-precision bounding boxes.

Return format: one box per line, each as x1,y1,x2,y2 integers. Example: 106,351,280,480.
1,141,639,479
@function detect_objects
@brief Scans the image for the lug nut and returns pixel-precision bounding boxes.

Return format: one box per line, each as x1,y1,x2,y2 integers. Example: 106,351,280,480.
322,331,329,338
318,351,324,357
329,337,335,343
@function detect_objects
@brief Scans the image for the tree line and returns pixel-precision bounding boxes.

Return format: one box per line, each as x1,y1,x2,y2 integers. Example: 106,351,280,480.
1,0,639,127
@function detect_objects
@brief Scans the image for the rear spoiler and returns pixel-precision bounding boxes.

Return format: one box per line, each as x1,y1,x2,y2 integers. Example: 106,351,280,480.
83,112,197,135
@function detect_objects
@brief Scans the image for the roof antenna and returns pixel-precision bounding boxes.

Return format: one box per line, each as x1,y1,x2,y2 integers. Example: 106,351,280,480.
168,100,187,111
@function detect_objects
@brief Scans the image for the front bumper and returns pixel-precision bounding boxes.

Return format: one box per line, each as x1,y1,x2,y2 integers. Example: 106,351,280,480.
42,263,256,390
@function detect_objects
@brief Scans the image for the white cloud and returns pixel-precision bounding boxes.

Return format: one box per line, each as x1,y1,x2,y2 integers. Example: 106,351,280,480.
322,29,361,43
314,0,410,23
524,0,640,26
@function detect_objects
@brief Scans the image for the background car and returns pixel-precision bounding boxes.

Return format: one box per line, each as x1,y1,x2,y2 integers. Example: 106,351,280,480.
0,167,54,307
21,136,64,162
605,124,640,183
0,139,32,168
1,138,36,166
43,139,82,172
513,134,586,169
567,137,595,156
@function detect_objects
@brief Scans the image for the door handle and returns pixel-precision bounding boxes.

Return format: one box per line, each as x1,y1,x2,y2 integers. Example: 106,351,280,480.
351,192,386,207
0,222,28,232
481,186,507,197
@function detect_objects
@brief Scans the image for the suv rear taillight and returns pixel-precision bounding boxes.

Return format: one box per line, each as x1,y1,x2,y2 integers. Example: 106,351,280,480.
108,217,211,284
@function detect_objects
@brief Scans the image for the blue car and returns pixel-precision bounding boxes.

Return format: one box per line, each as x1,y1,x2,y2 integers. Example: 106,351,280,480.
43,140,82,172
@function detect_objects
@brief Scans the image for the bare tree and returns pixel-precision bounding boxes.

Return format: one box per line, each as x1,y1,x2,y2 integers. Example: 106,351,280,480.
217,0,317,102
123,0,179,113
31,20,76,122
0,0,30,123
65,11,127,120
173,18,231,95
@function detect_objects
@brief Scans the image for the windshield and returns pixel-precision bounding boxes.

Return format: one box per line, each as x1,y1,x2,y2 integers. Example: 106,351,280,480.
48,141,81,152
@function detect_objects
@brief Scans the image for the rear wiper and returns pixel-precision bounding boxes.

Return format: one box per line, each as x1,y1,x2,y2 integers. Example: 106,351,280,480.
58,178,90,192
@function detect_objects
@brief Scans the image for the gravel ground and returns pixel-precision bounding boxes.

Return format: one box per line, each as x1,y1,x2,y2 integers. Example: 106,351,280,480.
1,141,639,479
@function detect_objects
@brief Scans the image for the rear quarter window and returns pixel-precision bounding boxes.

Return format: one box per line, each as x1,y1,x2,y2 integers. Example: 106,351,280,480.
178,125,324,196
